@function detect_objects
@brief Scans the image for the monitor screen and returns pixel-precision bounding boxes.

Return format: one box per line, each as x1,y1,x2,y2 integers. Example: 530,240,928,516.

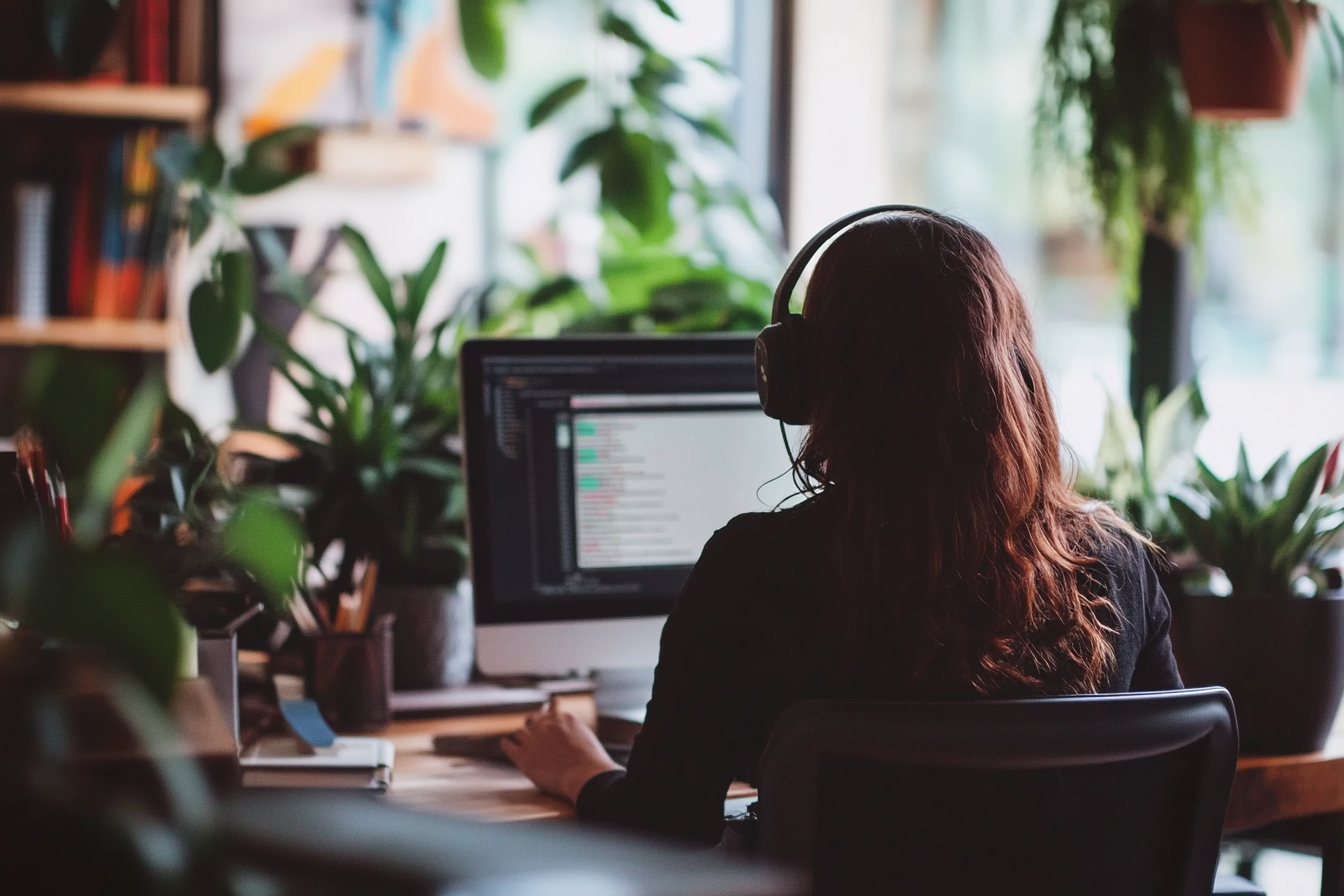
461,337,801,625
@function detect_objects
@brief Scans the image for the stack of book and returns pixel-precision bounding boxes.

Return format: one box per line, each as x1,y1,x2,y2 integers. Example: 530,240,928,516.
0,126,178,322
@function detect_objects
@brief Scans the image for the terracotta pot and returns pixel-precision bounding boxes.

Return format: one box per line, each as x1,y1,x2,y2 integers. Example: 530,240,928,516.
1171,592,1344,754
1174,0,1317,120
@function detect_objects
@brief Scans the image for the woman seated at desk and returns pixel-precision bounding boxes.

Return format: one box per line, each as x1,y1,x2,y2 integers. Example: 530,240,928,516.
502,209,1182,845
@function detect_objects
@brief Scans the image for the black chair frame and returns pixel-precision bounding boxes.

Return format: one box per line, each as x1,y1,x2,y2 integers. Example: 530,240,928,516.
757,687,1239,896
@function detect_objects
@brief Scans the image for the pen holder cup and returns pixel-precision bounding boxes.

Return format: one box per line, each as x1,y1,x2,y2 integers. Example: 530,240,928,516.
306,615,394,733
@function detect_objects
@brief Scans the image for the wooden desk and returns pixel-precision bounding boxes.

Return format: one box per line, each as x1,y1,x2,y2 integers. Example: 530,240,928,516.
1228,736,1344,896
382,698,757,822
1229,736,1344,834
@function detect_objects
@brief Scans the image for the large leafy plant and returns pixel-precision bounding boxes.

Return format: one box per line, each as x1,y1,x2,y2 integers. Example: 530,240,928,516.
254,226,468,596
460,0,779,335
1170,441,1344,597
1076,380,1208,547
0,351,302,704
1036,0,1241,286
0,349,303,896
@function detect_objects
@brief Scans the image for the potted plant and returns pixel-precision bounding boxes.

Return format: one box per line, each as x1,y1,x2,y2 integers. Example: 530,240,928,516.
1174,0,1344,120
1075,380,1209,553
243,226,473,691
1038,0,1243,287
1168,440,1344,753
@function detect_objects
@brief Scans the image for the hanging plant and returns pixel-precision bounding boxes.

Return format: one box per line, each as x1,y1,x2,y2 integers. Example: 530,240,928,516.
1037,0,1243,289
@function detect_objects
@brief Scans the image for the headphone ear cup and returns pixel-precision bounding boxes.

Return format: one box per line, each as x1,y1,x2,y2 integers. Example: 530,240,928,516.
755,314,811,424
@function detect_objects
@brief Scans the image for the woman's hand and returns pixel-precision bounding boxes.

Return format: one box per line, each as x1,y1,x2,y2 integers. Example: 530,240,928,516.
500,697,623,804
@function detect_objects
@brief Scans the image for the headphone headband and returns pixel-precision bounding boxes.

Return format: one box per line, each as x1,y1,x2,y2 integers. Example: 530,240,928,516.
770,203,942,323
757,203,945,424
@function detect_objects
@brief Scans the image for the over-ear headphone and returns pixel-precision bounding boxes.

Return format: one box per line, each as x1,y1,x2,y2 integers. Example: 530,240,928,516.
755,204,942,424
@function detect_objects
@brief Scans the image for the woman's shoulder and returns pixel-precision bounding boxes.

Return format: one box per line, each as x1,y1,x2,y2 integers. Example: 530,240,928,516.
1077,510,1161,615
708,499,826,550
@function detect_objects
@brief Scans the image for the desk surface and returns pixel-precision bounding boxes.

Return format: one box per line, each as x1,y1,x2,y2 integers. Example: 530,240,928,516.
381,700,1343,832
383,703,757,822
1227,734,1344,833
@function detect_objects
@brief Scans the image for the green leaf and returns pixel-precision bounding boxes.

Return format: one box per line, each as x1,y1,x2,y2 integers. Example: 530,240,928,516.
230,125,319,195
653,0,680,20
1266,444,1330,547
459,0,508,80
77,375,165,543
191,139,226,189
340,225,398,321
187,195,212,246
560,127,617,180
600,11,654,52
1195,458,1225,496
348,379,370,442
31,549,182,705
1267,0,1295,58
188,279,242,374
694,53,727,73
219,249,255,315
1261,450,1291,493
405,240,448,328
230,162,294,196
668,107,735,147
1170,495,1225,571
527,275,582,308
223,497,304,600
1142,380,1207,494
599,130,674,240
400,457,462,480
528,77,589,128
21,350,130,482
601,249,694,310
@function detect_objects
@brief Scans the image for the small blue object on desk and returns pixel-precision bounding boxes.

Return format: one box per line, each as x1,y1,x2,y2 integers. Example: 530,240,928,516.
280,699,337,749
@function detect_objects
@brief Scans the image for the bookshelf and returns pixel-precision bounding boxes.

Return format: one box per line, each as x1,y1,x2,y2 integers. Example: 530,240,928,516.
0,318,176,351
0,83,205,355
0,83,209,122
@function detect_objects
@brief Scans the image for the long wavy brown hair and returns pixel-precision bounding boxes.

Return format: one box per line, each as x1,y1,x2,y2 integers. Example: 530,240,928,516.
796,210,1125,697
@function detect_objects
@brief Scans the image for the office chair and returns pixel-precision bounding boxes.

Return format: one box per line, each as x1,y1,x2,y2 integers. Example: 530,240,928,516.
757,688,1264,896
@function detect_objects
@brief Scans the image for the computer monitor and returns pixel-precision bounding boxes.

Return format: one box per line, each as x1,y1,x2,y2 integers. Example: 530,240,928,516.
460,336,801,679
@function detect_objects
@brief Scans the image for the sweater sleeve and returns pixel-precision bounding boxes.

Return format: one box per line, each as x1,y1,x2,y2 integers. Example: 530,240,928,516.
575,517,760,845
1128,541,1184,692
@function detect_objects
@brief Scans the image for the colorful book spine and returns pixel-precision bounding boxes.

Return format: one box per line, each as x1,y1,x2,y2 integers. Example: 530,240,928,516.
118,126,159,318
135,0,172,86
67,134,108,318
136,161,177,320
91,132,126,319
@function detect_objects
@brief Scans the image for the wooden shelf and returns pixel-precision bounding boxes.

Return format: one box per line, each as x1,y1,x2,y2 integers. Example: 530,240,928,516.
0,318,175,351
0,83,209,122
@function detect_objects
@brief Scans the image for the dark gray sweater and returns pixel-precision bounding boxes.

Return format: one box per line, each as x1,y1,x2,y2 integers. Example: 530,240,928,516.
577,501,1183,844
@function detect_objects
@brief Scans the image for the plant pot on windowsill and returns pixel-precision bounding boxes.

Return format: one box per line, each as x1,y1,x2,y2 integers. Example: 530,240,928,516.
1171,590,1344,754
1174,0,1318,120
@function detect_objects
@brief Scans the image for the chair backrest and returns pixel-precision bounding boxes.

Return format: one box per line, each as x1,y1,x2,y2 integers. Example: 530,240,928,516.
757,688,1237,896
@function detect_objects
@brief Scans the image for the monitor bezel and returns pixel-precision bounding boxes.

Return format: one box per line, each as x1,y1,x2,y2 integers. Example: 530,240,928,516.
460,334,761,626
